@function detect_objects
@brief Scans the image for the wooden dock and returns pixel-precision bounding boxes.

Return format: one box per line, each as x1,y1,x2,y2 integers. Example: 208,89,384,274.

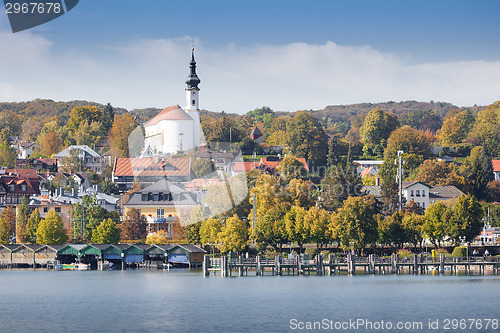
203,254,500,277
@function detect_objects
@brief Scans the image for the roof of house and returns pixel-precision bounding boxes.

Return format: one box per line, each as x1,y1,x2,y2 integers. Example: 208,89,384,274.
361,185,382,197
53,145,101,158
402,181,432,189
493,160,500,172
113,157,191,177
0,169,40,195
360,167,376,177
250,126,263,138
260,156,309,172
429,186,464,199
233,161,258,173
124,178,198,207
145,105,193,126
185,178,224,191
19,142,36,149
353,160,384,165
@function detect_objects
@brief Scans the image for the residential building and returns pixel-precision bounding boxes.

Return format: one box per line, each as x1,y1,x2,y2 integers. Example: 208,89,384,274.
17,142,36,159
353,160,384,176
123,178,199,235
0,168,40,207
53,145,104,173
493,160,500,181
112,156,193,192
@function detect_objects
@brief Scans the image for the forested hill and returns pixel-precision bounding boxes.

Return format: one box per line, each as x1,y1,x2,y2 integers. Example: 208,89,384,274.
277,100,483,129
0,99,127,122
0,98,484,125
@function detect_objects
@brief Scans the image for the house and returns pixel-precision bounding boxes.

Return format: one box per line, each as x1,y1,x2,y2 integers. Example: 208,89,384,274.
123,178,199,233
16,158,58,172
250,126,263,144
353,160,384,176
112,156,193,192
17,142,37,159
0,168,40,207
232,161,259,176
197,151,235,175
260,156,309,172
361,181,463,211
53,145,104,173
39,172,92,195
493,160,500,181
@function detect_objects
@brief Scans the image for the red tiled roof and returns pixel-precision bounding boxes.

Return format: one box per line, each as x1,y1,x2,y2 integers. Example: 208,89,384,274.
260,157,309,172
145,105,193,126
113,157,192,177
360,167,375,177
0,169,40,195
233,162,258,173
493,160,500,172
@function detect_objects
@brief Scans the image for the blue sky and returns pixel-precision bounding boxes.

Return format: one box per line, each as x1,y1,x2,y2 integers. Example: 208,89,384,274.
0,0,499,113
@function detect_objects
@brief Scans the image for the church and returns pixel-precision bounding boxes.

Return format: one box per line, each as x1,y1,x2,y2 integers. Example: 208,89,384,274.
144,49,203,156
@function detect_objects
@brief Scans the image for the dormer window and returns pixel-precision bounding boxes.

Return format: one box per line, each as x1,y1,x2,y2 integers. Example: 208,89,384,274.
9,184,14,192
21,184,27,191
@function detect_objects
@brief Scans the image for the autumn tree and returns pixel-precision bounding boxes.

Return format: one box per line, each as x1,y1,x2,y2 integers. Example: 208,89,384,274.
378,210,407,249
101,103,115,135
185,222,201,245
146,231,169,245
67,105,102,133
467,101,500,156
360,108,399,157
120,208,147,241
285,111,329,167
217,214,248,253
0,217,10,244
38,131,63,157
74,121,102,146
306,206,332,248
284,205,309,253
199,218,223,245
1,206,16,240
36,210,67,244
277,155,308,182
15,196,29,243
191,158,215,178
415,159,466,189
330,195,378,251
59,148,85,172
403,213,424,248
25,209,42,244
92,218,121,244
110,113,137,158
440,110,475,145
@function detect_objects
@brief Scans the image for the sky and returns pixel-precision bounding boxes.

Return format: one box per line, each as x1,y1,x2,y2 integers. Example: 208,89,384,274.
0,0,499,114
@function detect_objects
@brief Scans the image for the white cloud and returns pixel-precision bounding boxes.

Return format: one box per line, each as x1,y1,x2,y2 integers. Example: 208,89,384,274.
0,34,499,114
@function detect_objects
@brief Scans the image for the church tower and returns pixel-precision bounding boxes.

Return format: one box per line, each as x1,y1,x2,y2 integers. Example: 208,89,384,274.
185,48,201,148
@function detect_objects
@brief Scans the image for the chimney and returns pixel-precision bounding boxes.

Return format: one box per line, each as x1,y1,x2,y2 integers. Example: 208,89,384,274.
375,177,381,186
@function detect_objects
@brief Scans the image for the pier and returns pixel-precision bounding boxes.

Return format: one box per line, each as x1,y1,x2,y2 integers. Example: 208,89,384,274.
203,254,500,277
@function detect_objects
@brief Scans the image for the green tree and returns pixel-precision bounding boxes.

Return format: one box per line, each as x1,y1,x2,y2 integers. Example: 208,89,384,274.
15,196,29,243
0,139,16,168
25,209,42,244
422,201,451,247
284,205,309,253
67,105,102,133
191,158,215,178
92,218,121,244
217,214,248,253
185,222,202,245
101,103,115,135
36,210,67,244
467,146,494,201
59,148,86,172
306,206,332,248
403,213,424,248
277,155,307,182
285,111,329,167
71,195,108,242
448,194,483,244
360,108,399,157
255,203,289,252
74,121,102,146
378,210,407,249
331,196,378,251
199,218,223,245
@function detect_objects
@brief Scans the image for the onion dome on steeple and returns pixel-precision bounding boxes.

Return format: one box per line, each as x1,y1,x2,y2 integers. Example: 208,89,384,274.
185,48,201,90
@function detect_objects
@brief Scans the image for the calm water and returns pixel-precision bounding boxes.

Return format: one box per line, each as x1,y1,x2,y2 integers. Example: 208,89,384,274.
0,269,499,333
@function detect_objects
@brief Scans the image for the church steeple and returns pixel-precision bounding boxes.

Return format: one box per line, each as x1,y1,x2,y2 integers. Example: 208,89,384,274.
185,48,201,90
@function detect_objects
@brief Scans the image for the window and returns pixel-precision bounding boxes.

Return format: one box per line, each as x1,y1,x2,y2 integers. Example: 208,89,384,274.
142,193,148,201
422,190,426,197
153,194,159,201
192,99,195,105
55,207,61,213
422,203,425,209
157,208,164,218
416,190,420,197
9,184,14,192
410,190,414,196
43,207,48,213
21,184,26,191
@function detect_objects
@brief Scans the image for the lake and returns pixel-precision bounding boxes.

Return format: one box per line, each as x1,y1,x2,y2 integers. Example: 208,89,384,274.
0,269,499,332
